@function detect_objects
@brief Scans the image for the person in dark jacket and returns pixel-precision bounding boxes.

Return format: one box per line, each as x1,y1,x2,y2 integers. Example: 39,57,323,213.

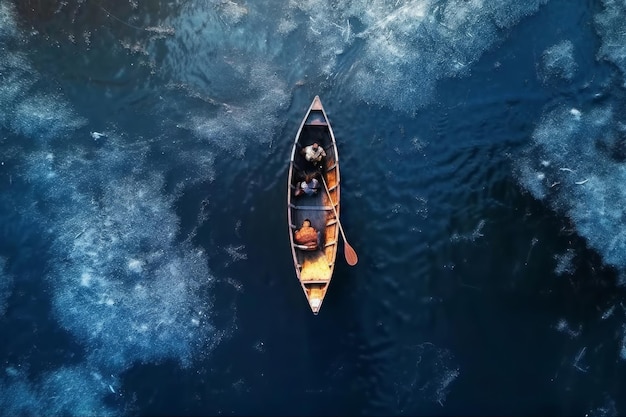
294,172,320,197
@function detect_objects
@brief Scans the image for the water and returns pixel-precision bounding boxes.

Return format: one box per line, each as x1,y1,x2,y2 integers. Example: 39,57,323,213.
1,0,625,415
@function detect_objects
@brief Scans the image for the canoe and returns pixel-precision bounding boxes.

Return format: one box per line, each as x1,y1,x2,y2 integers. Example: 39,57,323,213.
287,96,340,315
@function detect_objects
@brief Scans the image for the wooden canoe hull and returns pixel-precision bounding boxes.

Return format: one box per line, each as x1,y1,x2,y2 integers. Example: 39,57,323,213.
287,96,340,314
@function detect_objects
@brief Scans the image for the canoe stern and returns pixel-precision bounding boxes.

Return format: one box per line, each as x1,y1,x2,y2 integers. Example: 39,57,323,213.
306,284,328,315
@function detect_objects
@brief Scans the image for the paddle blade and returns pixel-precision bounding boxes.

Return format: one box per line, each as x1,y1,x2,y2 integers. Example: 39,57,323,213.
344,241,358,266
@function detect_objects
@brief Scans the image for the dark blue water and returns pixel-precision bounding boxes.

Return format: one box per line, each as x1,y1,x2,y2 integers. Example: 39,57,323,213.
1,0,625,415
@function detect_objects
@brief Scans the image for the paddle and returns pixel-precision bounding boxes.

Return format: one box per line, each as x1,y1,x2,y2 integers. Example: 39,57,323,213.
320,175,358,266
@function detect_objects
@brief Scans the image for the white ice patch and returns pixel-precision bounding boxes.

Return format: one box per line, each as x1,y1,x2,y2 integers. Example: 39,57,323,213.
595,0,626,87
0,54,39,130
0,4,86,143
554,318,581,339
0,2,18,40
153,0,547,117
17,128,224,414
0,3,224,415
224,244,247,264
554,249,576,276
11,94,87,141
343,0,548,111
516,160,548,200
40,165,216,371
0,366,117,417
127,258,144,273
185,64,289,157
570,108,582,119
516,103,626,281
450,219,485,243
216,0,249,24
539,40,577,82
149,1,291,158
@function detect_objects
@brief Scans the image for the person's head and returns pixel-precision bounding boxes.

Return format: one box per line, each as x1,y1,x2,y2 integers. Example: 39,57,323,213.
302,219,311,227
312,143,319,150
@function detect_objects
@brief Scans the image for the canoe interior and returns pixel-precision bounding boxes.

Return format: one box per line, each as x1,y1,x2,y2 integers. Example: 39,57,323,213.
288,104,340,314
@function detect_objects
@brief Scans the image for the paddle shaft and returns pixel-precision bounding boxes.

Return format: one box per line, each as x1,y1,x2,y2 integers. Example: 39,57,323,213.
320,174,358,266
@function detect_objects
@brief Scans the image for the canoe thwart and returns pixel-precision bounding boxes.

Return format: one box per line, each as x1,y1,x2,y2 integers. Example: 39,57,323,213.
289,204,333,211
301,279,330,284
306,119,328,126
294,243,317,251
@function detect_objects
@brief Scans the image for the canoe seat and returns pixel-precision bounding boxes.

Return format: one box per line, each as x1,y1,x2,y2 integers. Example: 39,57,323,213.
289,204,333,211
294,243,317,251
326,219,337,226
